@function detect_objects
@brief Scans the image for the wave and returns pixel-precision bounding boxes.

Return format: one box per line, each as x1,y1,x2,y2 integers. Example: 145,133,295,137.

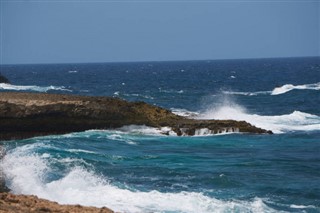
34,126,176,141
113,91,154,99
223,82,320,96
0,83,71,92
159,88,184,94
78,125,240,137
197,103,320,134
223,91,271,96
1,146,288,213
171,108,200,117
271,82,320,95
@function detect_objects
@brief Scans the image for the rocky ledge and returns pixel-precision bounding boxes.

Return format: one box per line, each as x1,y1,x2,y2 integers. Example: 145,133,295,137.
0,193,113,213
0,92,272,140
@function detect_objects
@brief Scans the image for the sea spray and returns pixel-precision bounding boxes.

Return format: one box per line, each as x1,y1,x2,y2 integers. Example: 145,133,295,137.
1,145,282,213
1,57,319,212
197,97,320,133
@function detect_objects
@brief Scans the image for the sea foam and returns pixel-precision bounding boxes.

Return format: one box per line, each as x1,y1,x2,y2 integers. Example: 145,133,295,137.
271,82,320,95
0,83,71,92
223,82,320,96
171,108,200,117
198,103,320,133
1,145,282,213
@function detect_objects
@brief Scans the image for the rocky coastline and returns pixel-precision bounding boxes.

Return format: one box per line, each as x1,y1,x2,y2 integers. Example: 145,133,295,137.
0,91,272,141
0,73,271,212
0,193,114,213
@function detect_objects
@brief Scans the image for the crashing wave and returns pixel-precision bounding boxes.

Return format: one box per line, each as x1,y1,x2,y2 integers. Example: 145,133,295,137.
198,103,320,134
0,146,285,213
0,83,71,92
171,108,200,117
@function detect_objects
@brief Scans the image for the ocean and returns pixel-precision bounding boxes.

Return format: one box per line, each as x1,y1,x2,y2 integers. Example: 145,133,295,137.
0,57,320,212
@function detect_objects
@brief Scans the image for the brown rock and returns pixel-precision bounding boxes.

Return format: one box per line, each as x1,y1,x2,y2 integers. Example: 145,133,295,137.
0,91,272,141
0,192,114,213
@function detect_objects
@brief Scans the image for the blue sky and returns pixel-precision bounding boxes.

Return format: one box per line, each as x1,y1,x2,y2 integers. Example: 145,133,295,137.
0,1,319,64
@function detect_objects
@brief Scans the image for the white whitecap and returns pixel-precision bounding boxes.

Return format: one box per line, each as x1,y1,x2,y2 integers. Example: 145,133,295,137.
1,148,281,213
198,102,320,134
222,82,320,96
122,93,154,99
290,204,316,209
67,149,96,154
116,125,176,136
271,82,320,95
0,83,71,92
223,90,271,96
171,108,200,117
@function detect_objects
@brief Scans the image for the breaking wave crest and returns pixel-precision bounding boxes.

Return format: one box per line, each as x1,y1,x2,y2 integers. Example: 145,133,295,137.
0,144,284,213
198,102,320,134
223,82,320,96
171,108,200,117
0,83,71,92
271,82,320,95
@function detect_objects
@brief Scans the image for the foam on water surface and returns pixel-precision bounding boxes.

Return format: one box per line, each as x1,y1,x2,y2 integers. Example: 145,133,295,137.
0,145,288,213
271,82,320,95
0,83,71,92
197,102,320,133
222,82,320,96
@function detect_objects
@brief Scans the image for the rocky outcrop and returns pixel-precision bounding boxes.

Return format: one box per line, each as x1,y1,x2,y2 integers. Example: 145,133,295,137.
0,92,272,140
0,74,9,84
0,193,114,213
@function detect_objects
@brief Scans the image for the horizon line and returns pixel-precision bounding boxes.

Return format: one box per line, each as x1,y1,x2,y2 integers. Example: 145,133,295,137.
1,55,319,66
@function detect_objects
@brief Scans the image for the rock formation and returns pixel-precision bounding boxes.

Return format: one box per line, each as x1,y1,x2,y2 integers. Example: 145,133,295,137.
0,74,9,84
0,92,272,141
0,193,114,213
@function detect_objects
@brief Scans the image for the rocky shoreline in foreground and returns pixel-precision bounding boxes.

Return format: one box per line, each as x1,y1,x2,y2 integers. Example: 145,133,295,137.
0,193,114,213
0,91,272,141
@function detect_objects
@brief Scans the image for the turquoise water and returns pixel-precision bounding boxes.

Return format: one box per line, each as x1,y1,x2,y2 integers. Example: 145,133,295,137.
1,57,320,212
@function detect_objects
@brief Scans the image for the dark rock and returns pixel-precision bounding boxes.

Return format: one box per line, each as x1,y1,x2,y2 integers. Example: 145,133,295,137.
0,74,9,84
0,92,272,141
0,146,9,193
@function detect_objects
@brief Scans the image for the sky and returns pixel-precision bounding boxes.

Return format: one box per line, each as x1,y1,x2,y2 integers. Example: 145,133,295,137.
0,0,319,64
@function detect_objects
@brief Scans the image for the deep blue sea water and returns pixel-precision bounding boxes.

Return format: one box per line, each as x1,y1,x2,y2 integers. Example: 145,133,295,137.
0,57,320,212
